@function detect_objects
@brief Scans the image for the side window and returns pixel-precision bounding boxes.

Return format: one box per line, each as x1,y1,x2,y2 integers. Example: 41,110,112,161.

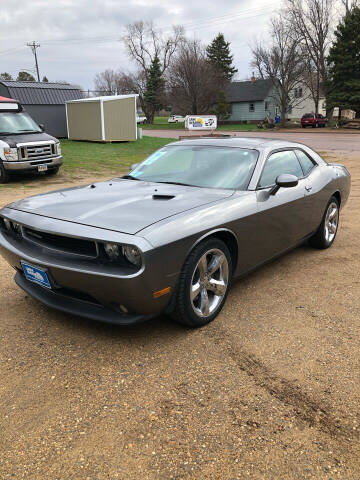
295,150,316,176
249,103,255,112
258,150,303,188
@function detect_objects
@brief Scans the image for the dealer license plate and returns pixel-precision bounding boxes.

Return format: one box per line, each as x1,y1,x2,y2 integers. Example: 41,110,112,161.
21,262,51,289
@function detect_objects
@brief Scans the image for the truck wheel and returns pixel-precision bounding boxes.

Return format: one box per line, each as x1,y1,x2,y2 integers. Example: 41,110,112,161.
46,167,59,176
0,162,10,183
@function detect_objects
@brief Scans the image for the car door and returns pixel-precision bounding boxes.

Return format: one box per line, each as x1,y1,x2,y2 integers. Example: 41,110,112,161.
255,149,310,263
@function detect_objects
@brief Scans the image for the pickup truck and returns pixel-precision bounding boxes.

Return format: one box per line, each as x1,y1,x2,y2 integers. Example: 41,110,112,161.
301,113,328,128
0,96,62,183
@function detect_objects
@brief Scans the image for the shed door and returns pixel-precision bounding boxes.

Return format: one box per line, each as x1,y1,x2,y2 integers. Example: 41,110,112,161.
103,97,136,141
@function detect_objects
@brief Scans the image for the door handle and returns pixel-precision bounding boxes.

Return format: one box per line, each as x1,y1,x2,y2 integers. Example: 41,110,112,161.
305,186,312,192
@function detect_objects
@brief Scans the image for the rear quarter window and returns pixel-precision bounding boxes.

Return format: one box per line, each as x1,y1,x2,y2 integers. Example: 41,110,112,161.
295,150,316,176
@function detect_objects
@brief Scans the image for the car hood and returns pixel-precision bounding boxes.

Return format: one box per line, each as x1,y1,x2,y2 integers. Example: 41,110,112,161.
7,179,234,234
0,132,57,148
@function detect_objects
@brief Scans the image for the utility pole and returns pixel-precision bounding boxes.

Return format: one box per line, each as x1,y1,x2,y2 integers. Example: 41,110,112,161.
27,41,41,81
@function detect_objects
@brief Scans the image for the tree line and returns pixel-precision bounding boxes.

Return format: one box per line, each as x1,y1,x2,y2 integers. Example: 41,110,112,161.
0,71,48,82
94,24,237,124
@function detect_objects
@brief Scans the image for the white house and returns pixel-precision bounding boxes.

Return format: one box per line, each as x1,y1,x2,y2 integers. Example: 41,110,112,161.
287,83,326,120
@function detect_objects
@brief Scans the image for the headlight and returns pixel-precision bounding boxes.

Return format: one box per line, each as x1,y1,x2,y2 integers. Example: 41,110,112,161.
122,245,142,266
103,242,142,267
56,143,61,156
4,148,18,161
104,243,121,261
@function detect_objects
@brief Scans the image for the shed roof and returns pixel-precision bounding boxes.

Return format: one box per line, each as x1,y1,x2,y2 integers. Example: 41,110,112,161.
66,94,138,104
0,80,83,105
226,79,274,103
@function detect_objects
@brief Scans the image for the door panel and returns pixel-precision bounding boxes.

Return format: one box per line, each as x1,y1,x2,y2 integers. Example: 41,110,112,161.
254,149,310,263
255,180,309,262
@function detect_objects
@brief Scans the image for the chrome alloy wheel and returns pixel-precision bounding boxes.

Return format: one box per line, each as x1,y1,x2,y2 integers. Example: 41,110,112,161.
325,201,339,243
190,248,229,318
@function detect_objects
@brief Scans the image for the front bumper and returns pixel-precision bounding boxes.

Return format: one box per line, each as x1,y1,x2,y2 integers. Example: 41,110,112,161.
15,272,155,325
3,156,63,172
0,210,178,324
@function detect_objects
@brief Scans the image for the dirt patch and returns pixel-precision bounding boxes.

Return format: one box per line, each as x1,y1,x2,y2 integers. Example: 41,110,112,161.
0,152,359,479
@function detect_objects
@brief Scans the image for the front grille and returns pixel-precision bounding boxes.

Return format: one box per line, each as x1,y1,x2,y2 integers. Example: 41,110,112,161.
18,143,56,161
23,227,98,258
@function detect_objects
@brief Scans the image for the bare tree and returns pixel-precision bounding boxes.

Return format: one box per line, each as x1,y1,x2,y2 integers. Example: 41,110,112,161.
286,0,334,113
341,0,358,13
166,40,221,115
94,69,120,95
123,21,184,74
122,21,183,122
251,14,305,126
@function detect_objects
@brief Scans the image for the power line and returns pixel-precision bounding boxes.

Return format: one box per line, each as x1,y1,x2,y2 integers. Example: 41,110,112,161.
0,3,272,55
26,41,41,81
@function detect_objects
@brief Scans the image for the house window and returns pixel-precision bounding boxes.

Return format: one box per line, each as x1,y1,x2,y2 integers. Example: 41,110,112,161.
249,103,255,112
265,101,269,111
294,88,303,98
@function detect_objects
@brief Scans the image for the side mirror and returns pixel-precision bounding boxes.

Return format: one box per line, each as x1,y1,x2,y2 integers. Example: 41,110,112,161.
130,163,139,171
270,174,298,195
39,123,45,131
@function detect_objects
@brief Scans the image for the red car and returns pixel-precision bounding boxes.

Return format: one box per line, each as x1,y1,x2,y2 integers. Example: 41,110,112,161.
301,113,328,128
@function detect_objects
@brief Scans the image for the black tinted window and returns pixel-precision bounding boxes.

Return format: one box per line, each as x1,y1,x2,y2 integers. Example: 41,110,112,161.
296,150,315,175
259,150,303,188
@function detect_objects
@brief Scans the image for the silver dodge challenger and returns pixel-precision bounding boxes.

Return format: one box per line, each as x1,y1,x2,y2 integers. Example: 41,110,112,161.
0,138,351,327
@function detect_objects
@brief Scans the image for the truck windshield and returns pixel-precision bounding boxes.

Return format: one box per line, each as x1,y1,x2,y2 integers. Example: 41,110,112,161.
0,112,42,135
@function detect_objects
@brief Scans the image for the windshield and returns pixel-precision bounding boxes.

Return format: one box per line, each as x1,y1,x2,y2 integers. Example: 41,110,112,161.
0,112,42,135
129,145,258,190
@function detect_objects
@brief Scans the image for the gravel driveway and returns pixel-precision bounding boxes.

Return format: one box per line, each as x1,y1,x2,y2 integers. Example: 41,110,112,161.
0,149,359,479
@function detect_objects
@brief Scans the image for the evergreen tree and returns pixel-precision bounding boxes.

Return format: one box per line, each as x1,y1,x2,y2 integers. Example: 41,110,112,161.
327,7,360,114
206,33,238,82
212,91,231,121
42,76,49,82
17,71,36,82
0,72,12,80
144,55,165,124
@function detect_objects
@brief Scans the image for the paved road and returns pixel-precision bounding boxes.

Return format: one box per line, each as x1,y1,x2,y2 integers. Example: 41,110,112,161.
143,129,360,152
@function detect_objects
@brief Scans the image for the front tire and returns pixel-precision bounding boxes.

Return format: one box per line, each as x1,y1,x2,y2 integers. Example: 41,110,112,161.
309,196,340,249
171,238,232,327
46,166,59,176
0,161,10,183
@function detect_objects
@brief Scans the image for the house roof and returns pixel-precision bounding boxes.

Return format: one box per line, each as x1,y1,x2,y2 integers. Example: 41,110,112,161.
226,79,273,103
0,80,83,105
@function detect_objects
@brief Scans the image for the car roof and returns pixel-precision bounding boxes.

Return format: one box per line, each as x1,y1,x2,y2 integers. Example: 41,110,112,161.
167,136,309,150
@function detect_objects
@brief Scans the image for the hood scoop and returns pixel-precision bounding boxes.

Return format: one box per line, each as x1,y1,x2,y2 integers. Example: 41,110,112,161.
152,194,175,200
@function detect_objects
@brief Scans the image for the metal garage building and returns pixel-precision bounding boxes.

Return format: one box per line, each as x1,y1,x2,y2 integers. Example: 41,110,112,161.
0,80,83,137
66,95,138,142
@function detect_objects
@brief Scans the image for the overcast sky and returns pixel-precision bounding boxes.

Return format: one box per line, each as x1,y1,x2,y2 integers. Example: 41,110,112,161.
1,0,278,90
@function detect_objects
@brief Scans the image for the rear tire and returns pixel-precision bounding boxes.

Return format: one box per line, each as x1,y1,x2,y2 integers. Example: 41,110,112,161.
309,196,340,249
171,238,232,327
0,161,10,184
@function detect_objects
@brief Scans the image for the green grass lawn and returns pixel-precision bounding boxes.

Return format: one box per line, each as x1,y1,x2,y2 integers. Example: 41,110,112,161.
60,136,176,174
142,116,259,131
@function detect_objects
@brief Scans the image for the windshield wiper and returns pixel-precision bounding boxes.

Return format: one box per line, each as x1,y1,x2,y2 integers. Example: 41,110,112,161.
18,129,40,133
0,132,15,135
155,181,193,187
122,174,140,180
